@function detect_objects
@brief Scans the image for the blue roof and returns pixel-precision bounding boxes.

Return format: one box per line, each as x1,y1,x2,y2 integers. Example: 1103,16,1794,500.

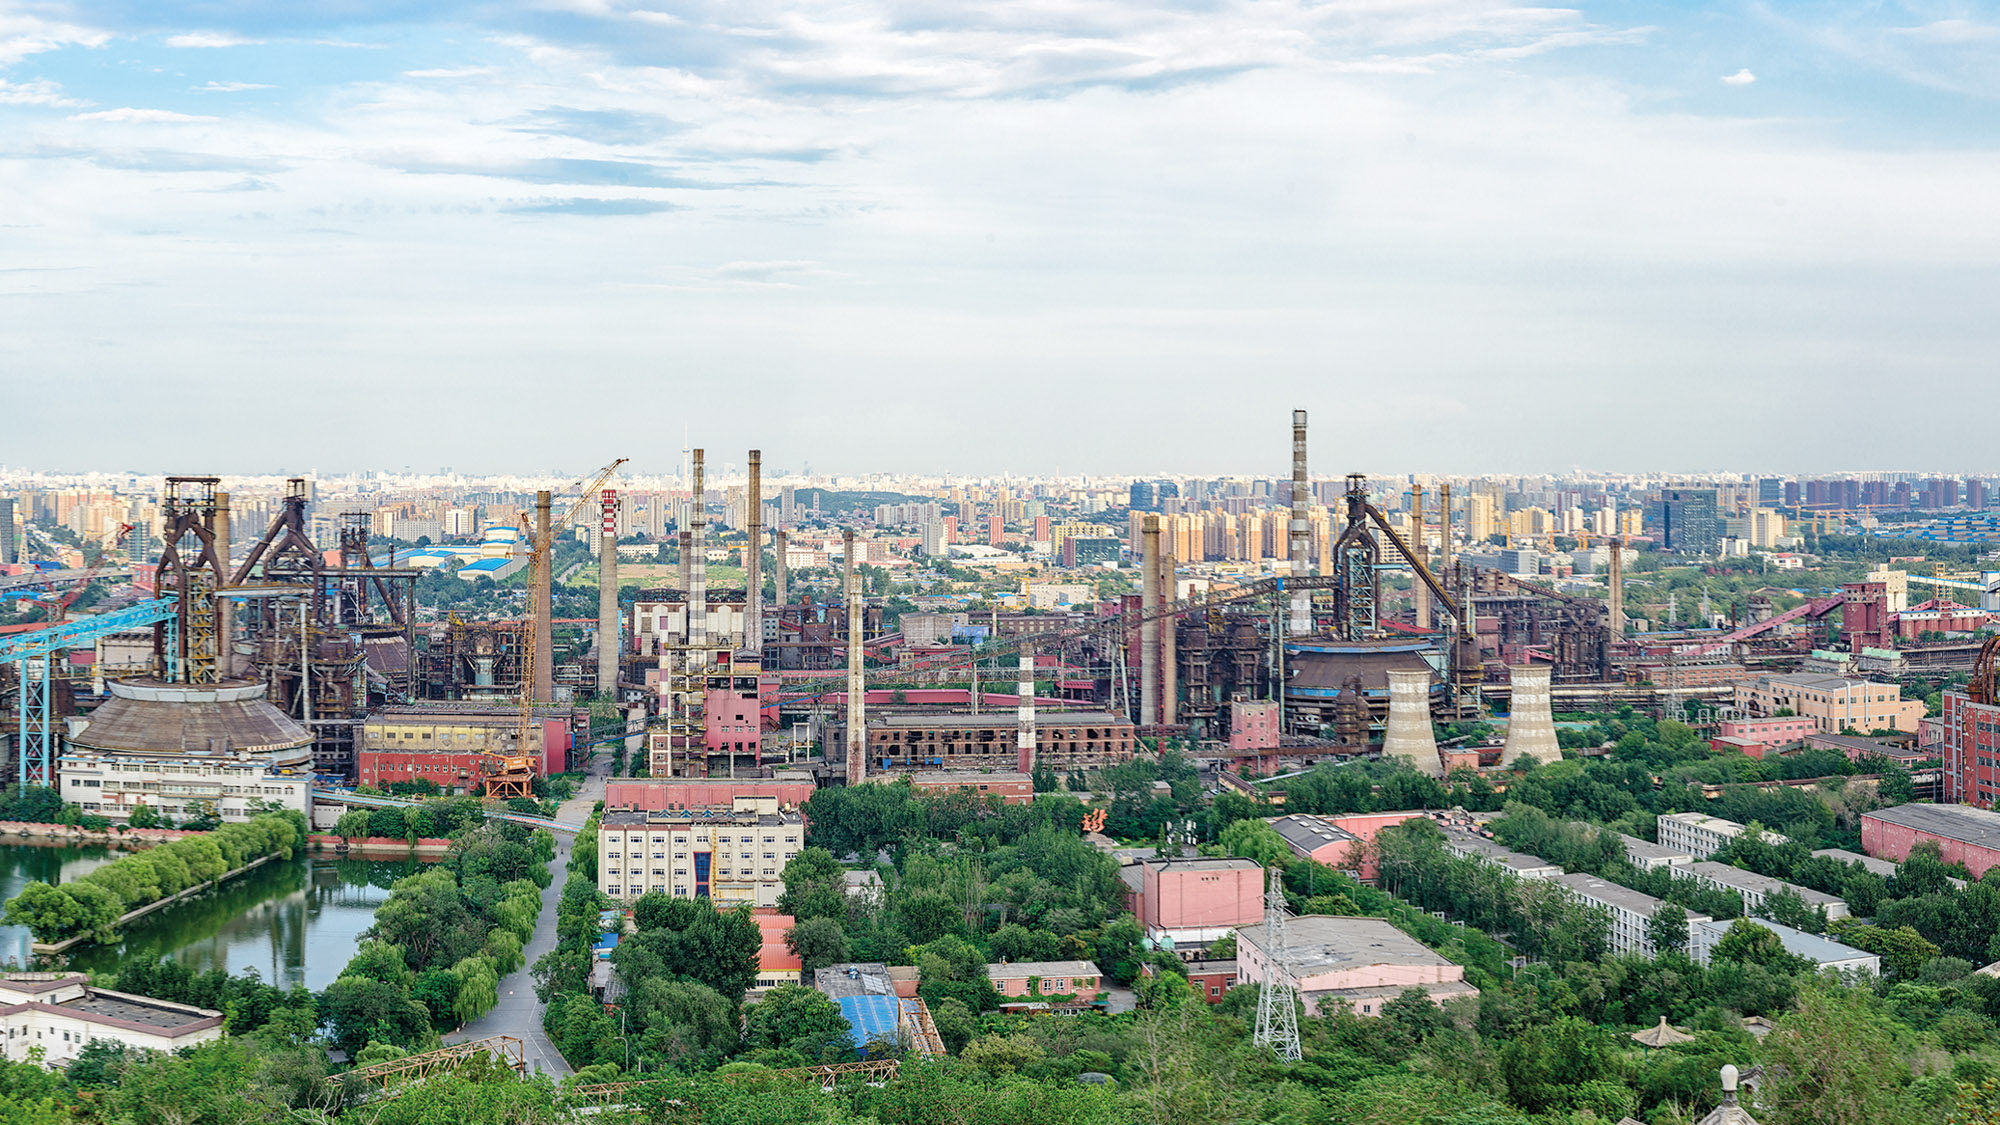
593,933,620,952
458,558,514,573
834,995,911,1054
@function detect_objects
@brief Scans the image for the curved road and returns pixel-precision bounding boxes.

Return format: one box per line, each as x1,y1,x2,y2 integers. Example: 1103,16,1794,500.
445,751,606,1077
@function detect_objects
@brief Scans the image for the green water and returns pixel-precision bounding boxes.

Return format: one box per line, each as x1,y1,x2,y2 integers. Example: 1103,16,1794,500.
0,842,430,991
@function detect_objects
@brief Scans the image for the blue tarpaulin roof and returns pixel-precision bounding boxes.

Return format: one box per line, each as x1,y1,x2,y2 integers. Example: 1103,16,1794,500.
835,995,911,1054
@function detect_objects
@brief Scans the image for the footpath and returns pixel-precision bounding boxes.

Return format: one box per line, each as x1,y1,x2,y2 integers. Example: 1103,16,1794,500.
446,754,606,1077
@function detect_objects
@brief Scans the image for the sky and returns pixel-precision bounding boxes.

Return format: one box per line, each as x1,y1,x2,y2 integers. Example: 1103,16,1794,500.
1,0,1997,479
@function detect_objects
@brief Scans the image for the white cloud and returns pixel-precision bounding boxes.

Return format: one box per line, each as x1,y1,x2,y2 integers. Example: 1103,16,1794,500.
0,12,109,65
196,81,275,93
1722,68,1757,85
1894,20,2000,44
0,78,83,107
165,31,261,48
402,67,495,79
69,107,218,123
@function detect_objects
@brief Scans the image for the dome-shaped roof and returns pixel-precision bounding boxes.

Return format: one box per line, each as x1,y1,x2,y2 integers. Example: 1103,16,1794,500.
67,678,311,756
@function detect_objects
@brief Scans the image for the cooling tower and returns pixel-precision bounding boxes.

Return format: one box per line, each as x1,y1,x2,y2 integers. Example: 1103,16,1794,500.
1500,665,1561,766
1380,668,1443,778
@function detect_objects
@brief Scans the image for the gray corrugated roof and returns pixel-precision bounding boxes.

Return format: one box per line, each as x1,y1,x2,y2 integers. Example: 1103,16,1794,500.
1865,803,2000,850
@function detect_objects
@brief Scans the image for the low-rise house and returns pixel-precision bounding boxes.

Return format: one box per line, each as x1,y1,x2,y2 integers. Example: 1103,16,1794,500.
1234,915,1479,1016
984,960,1103,998
1443,831,1561,880
1184,959,1237,1004
0,973,222,1067
1690,919,1878,974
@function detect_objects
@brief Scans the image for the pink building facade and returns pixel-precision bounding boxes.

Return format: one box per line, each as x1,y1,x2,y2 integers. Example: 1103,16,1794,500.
1135,858,1265,944
604,777,816,813
1712,716,1817,758
1235,915,1476,1016
1230,701,1280,751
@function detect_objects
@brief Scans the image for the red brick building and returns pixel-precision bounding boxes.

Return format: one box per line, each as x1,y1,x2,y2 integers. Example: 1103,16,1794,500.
1861,803,2000,877
907,771,1035,805
1944,690,2000,808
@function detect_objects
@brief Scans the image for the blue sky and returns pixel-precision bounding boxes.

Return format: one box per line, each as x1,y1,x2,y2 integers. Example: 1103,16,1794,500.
2,0,1997,477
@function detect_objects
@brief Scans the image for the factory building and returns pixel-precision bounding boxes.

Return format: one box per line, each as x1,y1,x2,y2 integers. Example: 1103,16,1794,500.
837,711,1138,774
602,774,816,813
1943,690,2000,808
598,797,804,905
0,974,223,1067
57,678,312,823
1862,803,2000,878
906,770,1035,805
1122,857,1266,948
356,704,578,791
1235,915,1478,1016
1733,674,1924,735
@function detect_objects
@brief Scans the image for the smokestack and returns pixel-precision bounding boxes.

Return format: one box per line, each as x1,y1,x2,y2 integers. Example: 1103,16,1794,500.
1381,668,1442,778
746,450,763,657
688,450,706,659
1017,649,1035,775
1160,551,1177,729
1140,516,1160,731
533,490,554,702
1608,536,1625,636
677,530,692,592
1438,483,1454,578
1411,481,1430,630
1499,665,1561,766
598,489,619,699
845,528,865,786
774,529,788,608
214,490,232,678
1289,410,1311,634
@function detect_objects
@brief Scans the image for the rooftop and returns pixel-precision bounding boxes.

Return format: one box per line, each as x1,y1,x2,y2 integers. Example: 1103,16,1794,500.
1696,918,1877,968
1130,857,1263,873
1553,872,1703,921
985,960,1102,980
1235,915,1458,975
1620,834,1694,862
1686,862,1846,908
1865,803,2000,850
1268,814,1359,854
907,770,1032,786
814,963,896,998
603,808,801,828
872,712,1127,729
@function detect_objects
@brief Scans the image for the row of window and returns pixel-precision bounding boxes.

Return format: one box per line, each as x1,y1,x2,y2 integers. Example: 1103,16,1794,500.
610,835,798,846
605,867,779,877
608,851,783,860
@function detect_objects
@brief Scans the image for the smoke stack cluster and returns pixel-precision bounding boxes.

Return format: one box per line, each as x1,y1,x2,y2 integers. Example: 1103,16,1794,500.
1381,668,1442,778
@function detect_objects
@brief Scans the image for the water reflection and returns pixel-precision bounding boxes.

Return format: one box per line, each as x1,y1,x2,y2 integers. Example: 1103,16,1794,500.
0,843,431,991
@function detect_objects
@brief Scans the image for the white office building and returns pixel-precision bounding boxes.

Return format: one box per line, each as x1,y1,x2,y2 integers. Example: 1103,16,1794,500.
0,973,222,1066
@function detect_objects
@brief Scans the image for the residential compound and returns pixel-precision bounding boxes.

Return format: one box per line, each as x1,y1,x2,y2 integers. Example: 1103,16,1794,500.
598,797,804,905
1656,812,1788,860
1683,861,1849,922
1732,673,1925,735
1551,872,1711,958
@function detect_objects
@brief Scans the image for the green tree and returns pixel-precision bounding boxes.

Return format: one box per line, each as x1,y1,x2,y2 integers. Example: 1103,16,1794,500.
1762,985,1911,1125
1648,902,1690,956
776,848,848,923
784,917,849,975
1218,818,1290,871
742,982,854,1062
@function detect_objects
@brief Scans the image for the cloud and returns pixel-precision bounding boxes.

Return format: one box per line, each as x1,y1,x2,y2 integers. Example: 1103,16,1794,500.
0,12,108,65
510,106,686,146
1721,68,1757,85
1894,20,2000,44
195,81,274,93
504,197,678,214
0,78,83,108
388,156,730,189
69,107,218,123
165,31,260,48
402,67,494,79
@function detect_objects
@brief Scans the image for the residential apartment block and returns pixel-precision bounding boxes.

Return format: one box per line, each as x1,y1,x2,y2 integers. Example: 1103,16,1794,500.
1552,872,1713,957
1683,861,1849,922
598,797,803,906
1656,812,1788,860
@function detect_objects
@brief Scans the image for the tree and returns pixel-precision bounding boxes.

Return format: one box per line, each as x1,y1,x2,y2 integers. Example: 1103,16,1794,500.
1648,903,1690,956
961,1033,1044,1078
776,848,848,923
743,983,854,1062
1218,818,1290,871
127,802,159,829
784,917,848,975
1761,985,1910,1125
333,810,372,841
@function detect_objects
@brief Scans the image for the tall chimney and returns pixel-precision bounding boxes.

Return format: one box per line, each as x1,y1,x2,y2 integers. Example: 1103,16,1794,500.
1438,483,1454,578
1411,481,1430,630
845,528,866,786
1017,649,1035,775
774,529,789,608
213,490,232,678
533,490,554,702
1381,668,1442,778
1499,665,1561,766
1608,535,1626,636
688,450,707,658
1289,410,1311,634
1160,551,1177,729
677,530,692,592
745,450,763,657
1140,516,1161,731
598,489,619,699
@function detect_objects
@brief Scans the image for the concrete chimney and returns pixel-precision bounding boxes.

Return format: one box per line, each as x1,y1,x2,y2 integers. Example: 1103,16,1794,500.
1289,410,1311,634
677,530,692,592
1500,665,1561,766
597,489,619,699
213,490,232,677
845,528,866,786
1411,481,1430,630
688,450,707,659
1381,668,1442,778
1017,649,1035,775
1438,483,1454,579
1140,516,1161,730
774,528,788,608
745,450,763,657
1160,551,1177,729
1608,536,1625,636
532,489,554,703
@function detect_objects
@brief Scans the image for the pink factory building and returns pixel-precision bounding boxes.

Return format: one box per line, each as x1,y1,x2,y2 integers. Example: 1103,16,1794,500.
1230,701,1281,751
1123,857,1266,946
1861,803,2000,878
603,776,817,813
1710,716,1818,759
1267,811,1432,881
1235,915,1478,1016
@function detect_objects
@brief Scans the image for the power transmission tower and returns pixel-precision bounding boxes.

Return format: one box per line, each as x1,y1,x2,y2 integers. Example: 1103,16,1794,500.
1253,869,1302,1061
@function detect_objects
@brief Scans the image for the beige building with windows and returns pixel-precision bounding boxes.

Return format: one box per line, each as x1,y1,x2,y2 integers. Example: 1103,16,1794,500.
1733,673,1925,735
1657,811,1788,860
56,679,311,823
599,796,803,906
0,973,222,1066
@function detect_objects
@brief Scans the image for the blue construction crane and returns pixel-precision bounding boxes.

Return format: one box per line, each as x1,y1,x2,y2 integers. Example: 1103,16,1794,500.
2,599,177,788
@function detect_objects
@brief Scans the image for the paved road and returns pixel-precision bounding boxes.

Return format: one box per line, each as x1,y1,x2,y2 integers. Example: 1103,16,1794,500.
447,752,606,1078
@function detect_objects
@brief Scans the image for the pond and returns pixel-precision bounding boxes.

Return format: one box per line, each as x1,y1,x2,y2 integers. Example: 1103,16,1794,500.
0,842,430,991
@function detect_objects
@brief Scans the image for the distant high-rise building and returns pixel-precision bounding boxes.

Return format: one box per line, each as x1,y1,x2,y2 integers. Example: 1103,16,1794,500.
0,497,16,564
1128,480,1178,512
1757,478,1784,507
1648,489,1720,555
1467,494,1497,544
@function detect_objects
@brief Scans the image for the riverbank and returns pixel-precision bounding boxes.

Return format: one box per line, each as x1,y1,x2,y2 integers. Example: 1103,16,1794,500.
31,851,284,955
0,820,203,848
306,834,456,859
